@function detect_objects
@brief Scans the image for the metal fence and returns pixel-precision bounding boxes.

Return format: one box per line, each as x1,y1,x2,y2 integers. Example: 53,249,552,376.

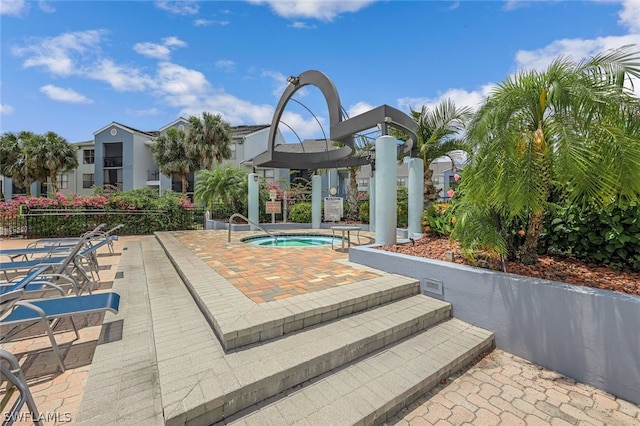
1,208,205,238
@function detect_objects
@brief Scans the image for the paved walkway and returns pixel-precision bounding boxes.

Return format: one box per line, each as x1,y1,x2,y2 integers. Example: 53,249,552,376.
1,232,638,425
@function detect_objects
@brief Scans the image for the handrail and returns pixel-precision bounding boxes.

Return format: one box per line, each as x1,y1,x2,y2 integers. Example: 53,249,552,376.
227,213,279,245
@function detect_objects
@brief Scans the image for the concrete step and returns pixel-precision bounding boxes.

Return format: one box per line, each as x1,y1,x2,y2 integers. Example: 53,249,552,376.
225,318,494,426
170,294,452,425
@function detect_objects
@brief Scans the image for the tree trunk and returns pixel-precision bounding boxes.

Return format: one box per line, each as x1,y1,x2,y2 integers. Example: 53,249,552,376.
519,209,544,264
181,173,188,195
347,167,359,221
423,167,438,209
49,170,58,194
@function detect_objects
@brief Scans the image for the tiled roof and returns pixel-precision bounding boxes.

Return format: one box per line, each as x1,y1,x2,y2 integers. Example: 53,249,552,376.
231,125,270,138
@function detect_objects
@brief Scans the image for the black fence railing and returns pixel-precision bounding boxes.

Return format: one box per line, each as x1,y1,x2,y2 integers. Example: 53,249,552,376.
1,208,205,238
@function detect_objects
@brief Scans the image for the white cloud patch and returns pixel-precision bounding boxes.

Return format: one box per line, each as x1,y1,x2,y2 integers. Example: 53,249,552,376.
397,85,494,114
0,0,28,16
515,34,640,72
1,104,15,114
40,84,92,104
347,101,374,118
88,59,155,91
194,19,230,26
261,70,309,99
39,1,55,13
619,0,640,33
248,0,377,21
155,1,199,15
215,60,236,71
289,21,316,29
127,107,162,116
134,42,171,60
134,37,186,60
13,30,106,76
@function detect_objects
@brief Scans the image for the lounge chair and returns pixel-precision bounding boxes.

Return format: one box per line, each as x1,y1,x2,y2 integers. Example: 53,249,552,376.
0,236,117,291
0,266,80,296
1,350,42,426
27,223,123,255
0,289,120,372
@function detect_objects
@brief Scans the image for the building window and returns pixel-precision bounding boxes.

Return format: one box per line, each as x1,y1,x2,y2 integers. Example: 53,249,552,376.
230,143,236,160
397,178,407,186
83,149,95,164
357,178,369,190
255,168,275,183
83,174,94,189
57,174,69,190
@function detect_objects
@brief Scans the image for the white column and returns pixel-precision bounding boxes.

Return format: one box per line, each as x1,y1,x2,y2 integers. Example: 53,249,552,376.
312,175,322,229
374,135,397,245
248,173,259,231
408,157,424,237
368,174,375,232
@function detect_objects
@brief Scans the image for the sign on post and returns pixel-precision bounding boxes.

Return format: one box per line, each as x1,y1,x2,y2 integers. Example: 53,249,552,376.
324,197,343,222
266,201,281,214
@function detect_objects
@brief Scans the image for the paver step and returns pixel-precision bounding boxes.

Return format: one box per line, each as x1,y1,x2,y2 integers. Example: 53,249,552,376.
165,294,452,426
155,231,421,351
224,318,494,426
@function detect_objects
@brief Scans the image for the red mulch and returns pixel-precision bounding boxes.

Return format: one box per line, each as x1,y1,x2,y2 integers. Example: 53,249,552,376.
380,235,640,296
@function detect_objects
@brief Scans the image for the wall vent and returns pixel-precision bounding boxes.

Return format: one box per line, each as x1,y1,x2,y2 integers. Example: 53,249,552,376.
421,278,444,296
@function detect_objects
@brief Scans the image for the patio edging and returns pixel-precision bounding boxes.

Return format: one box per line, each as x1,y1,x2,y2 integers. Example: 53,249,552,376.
349,244,640,405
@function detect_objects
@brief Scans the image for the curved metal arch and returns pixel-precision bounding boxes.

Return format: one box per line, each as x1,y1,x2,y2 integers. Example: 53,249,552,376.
253,69,418,168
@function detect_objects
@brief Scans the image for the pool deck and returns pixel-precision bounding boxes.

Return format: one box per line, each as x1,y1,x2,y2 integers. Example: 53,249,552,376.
1,230,639,425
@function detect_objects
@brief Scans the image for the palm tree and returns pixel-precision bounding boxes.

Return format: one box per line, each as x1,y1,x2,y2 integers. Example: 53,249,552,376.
0,131,43,196
26,131,78,194
152,128,199,195
412,99,473,208
194,165,248,213
186,112,233,170
459,45,640,264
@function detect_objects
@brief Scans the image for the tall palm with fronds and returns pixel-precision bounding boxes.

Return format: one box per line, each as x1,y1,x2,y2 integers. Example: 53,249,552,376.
194,165,248,213
0,131,43,196
413,99,473,208
186,112,233,170
458,45,640,264
152,128,199,195
26,131,78,194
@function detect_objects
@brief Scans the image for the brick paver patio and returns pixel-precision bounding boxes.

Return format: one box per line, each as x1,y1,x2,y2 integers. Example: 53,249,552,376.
1,231,638,425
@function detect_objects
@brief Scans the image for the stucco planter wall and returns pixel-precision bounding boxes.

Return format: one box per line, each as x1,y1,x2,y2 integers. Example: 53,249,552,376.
350,245,640,405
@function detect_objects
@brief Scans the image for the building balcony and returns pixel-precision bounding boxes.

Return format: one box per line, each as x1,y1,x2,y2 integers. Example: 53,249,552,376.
104,156,123,167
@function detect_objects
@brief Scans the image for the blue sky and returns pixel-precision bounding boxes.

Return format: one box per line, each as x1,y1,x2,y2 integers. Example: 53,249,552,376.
1,0,639,144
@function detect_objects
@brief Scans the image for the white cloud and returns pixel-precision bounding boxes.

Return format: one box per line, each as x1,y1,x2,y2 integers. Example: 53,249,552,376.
261,70,309,99
289,21,316,29
155,1,199,15
347,101,374,118
134,37,186,60
248,0,376,21
515,34,640,72
134,42,171,60
40,84,92,104
13,30,105,76
127,107,162,116
163,36,187,48
0,104,15,115
397,85,494,114
194,19,230,26
215,60,236,72
88,59,154,91
39,1,55,13
280,110,327,139
619,0,640,33
0,0,28,16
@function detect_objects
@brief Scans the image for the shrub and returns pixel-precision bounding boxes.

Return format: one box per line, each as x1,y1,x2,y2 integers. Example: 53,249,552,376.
289,202,312,223
422,203,454,236
540,202,640,270
359,201,369,223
